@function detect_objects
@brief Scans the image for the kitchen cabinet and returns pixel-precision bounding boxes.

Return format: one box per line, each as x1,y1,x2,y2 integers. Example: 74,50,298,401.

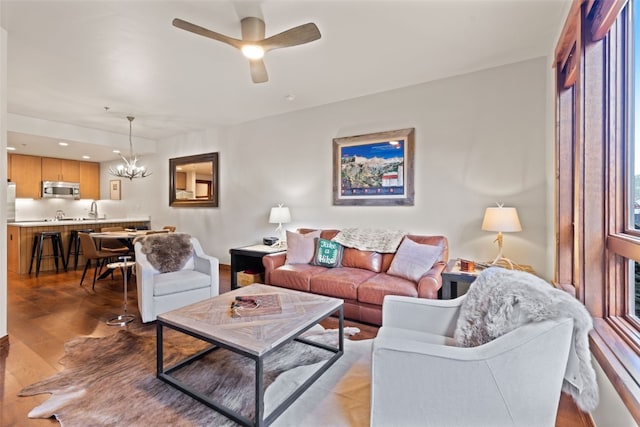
176,172,187,190
7,225,19,273
7,153,11,181
42,158,80,182
9,154,42,199
79,161,100,200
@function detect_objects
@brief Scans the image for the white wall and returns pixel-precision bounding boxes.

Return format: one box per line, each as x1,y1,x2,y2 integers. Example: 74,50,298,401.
0,25,7,339
103,58,549,277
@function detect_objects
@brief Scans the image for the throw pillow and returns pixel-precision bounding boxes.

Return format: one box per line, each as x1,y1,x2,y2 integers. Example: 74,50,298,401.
285,230,321,264
310,238,344,268
387,237,442,282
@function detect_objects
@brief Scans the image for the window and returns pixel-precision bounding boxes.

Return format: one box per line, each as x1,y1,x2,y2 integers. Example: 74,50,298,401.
555,0,640,420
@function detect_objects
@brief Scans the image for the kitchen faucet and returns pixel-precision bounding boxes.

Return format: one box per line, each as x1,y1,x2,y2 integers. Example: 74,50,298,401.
88,201,98,219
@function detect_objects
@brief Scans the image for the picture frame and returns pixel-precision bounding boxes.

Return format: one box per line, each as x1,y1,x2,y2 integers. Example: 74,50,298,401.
169,152,219,207
333,128,415,206
109,179,121,200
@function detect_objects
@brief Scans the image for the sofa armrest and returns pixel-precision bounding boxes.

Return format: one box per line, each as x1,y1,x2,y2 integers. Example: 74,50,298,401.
382,294,465,336
263,252,287,285
134,242,158,322
417,260,445,299
191,237,219,296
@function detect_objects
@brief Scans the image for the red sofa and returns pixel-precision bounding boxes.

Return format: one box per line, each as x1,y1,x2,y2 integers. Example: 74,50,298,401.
262,228,449,325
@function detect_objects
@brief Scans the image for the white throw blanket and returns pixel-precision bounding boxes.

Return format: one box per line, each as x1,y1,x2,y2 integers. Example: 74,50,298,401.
454,267,598,413
331,228,406,253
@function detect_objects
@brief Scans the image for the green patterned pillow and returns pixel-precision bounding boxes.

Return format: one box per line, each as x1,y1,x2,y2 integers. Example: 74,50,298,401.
311,238,344,268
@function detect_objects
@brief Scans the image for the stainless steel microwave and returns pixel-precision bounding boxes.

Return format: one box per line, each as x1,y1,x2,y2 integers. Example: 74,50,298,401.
42,181,80,199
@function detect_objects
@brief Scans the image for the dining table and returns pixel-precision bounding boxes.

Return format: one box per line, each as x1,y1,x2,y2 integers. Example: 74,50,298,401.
90,229,169,251
90,229,169,279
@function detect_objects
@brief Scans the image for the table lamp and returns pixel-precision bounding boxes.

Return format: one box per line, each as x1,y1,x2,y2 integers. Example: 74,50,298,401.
269,204,291,248
481,204,522,267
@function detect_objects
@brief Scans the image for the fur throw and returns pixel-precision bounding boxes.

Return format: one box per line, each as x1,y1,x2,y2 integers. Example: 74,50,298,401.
454,267,598,413
138,233,193,272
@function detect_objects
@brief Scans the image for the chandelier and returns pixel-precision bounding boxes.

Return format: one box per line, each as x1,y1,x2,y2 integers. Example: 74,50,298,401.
109,116,151,180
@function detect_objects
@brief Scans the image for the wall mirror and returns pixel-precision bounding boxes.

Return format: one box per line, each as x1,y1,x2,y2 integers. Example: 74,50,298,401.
169,152,219,207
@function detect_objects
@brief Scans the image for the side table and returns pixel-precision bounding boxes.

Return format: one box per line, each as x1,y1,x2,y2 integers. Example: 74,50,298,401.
106,255,136,326
440,259,479,299
229,244,286,290
440,259,538,299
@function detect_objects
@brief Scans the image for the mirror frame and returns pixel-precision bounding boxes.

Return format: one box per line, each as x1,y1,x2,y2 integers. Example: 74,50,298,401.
169,152,219,207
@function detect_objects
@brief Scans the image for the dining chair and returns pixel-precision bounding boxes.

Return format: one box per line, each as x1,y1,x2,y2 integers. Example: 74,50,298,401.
78,233,116,290
100,226,132,256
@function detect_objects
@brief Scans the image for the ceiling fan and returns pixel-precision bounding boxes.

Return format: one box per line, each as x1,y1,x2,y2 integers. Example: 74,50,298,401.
172,16,321,84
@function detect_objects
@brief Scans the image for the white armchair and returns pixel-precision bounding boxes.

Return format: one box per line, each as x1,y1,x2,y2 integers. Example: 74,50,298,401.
371,295,574,427
134,235,219,323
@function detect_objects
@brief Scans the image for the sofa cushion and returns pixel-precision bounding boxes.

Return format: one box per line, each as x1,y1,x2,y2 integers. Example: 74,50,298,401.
270,263,327,292
310,267,377,300
310,238,344,268
285,230,321,264
358,273,419,306
342,248,382,272
387,237,442,282
153,270,211,297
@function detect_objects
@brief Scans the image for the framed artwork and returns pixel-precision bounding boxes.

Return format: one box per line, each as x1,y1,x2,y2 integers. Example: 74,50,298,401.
333,128,415,206
109,179,121,200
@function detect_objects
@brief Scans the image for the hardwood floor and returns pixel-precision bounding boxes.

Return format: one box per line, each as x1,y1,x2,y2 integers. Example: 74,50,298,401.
1,266,590,426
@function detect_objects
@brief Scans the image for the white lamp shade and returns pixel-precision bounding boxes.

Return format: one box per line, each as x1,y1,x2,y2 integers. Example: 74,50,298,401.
481,207,522,232
269,206,291,224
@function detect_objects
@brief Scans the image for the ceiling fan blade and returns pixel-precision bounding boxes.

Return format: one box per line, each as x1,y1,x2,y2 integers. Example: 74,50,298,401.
172,18,243,50
249,59,269,84
260,23,321,52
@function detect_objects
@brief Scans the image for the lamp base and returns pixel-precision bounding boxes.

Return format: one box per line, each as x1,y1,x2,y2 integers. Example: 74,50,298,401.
270,240,287,249
489,256,517,270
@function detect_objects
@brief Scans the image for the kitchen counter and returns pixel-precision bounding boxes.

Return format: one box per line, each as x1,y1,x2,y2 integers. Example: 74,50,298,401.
7,218,151,274
8,217,150,227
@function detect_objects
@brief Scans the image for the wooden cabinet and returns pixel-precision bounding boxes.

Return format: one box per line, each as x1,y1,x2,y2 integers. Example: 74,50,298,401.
79,161,100,200
7,225,19,274
42,158,80,182
176,172,187,190
9,154,42,199
7,154,99,199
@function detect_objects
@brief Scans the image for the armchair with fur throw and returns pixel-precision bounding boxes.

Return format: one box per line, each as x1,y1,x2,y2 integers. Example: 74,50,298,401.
134,233,219,323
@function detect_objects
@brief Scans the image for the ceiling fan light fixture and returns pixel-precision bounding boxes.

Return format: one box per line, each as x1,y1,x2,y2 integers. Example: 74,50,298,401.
241,44,264,60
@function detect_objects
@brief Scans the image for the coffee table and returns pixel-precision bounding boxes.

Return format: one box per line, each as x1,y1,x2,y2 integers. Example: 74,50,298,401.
156,283,344,427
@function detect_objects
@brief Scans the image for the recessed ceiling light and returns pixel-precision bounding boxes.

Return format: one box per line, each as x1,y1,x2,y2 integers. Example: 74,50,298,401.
112,149,121,154
284,94,296,101
6,146,16,151
82,155,91,159
58,142,69,147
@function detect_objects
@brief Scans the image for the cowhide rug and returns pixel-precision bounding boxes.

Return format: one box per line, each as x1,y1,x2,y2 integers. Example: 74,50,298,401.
20,325,360,426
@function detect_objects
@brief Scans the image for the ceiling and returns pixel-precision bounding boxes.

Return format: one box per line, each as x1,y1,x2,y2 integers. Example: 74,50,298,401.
1,0,569,162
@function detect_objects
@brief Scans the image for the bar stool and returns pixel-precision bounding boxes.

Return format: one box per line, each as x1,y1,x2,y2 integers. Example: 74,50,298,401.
66,229,94,270
29,231,67,277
